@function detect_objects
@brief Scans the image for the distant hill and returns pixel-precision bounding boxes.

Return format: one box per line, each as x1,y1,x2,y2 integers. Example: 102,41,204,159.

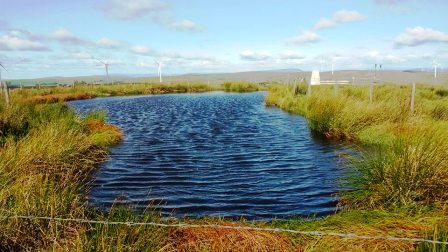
6,69,448,87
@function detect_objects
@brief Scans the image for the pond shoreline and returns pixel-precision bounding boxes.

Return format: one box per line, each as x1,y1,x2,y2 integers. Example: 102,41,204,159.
72,91,353,219
1,83,447,251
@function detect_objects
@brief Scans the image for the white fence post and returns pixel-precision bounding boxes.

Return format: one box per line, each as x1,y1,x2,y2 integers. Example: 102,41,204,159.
369,80,373,103
410,81,416,113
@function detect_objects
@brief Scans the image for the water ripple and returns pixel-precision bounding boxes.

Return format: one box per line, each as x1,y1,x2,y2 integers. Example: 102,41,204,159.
70,92,354,219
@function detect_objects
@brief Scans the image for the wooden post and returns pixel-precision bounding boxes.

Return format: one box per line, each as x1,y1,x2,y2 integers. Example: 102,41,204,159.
410,81,416,114
0,71,10,107
2,82,10,107
369,80,373,103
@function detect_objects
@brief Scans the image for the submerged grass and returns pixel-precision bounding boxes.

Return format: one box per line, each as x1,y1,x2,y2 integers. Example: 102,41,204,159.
1,82,448,251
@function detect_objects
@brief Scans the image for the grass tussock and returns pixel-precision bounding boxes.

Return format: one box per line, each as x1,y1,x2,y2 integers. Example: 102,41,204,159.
15,83,217,104
1,83,448,250
0,99,124,250
223,81,266,92
168,221,294,251
417,225,448,252
266,83,448,210
350,129,448,208
13,82,265,105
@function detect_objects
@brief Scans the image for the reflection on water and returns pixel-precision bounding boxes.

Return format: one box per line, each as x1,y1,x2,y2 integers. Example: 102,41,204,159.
70,91,353,219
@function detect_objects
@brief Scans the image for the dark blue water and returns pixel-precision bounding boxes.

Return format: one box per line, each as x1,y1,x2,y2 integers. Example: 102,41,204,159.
70,92,352,219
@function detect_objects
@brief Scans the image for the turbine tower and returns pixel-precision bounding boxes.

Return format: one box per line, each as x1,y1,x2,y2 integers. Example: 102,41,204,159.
154,59,162,83
94,57,110,84
0,62,10,106
433,58,440,79
331,59,335,76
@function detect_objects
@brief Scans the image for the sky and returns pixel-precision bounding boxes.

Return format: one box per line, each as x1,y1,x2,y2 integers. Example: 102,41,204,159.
0,0,447,79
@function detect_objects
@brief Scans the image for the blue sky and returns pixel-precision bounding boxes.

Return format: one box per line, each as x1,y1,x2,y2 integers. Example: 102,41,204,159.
0,0,447,79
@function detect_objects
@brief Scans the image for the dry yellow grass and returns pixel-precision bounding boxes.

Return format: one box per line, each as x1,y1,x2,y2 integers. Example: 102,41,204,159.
168,224,294,251
1,83,447,251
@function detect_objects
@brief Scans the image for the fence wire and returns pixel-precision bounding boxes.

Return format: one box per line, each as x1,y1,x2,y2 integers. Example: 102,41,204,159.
1,215,447,245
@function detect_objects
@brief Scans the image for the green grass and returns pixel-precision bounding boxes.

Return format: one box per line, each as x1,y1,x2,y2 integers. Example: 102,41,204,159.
417,225,448,252
223,81,265,92
12,81,265,105
0,82,270,251
265,83,448,209
1,82,448,251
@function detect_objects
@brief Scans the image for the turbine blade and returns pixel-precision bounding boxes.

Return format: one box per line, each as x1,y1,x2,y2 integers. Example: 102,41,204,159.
0,63,7,71
93,57,106,65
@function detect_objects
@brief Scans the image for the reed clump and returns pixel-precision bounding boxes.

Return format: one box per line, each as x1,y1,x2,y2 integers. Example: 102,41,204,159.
223,81,265,92
15,83,220,104
266,83,448,209
1,83,447,250
13,82,266,105
0,101,123,250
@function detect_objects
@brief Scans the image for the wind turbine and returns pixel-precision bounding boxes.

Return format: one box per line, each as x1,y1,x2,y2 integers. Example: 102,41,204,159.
331,58,335,76
154,59,162,83
433,58,440,79
94,57,110,84
0,62,10,106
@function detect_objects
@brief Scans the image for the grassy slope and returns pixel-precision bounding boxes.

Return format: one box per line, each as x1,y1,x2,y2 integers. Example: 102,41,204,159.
265,83,448,250
0,82,447,251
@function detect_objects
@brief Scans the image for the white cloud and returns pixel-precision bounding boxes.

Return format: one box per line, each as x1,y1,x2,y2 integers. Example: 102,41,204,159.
162,52,214,61
97,38,121,48
240,50,272,61
280,50,304,60
100,0,166,20
394,26,448,46
130,45,152,55
287,30,320,45
314,10,366,30
0,30,48,51
332,10,367,23
314,18,336,30
99,0,203,32
137,52,225,69
366,50,406,63
162,52,222,67
367,50,381,59
167,19,203,32
53,30,123,49
72,52,94,60
52,28,86,45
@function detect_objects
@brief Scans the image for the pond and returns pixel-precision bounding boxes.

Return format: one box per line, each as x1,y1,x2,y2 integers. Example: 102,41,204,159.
70,91,353,219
